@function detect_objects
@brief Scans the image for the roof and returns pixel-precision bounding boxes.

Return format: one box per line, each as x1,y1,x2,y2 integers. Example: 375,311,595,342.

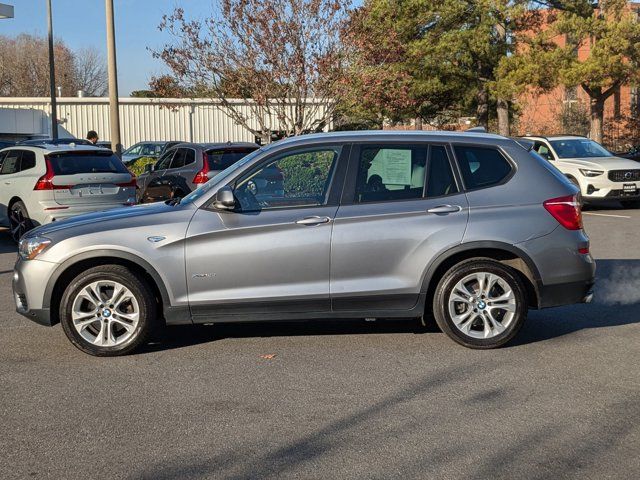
522,135,588,141
271,130,508,147
168,141,259,150
9,144,114,154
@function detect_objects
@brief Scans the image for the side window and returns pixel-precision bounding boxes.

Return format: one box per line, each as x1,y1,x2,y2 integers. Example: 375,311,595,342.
155,150,175,171
128,145,142,155
184,149,196,166
0,151,7,171
534,142,554,161
426,146,458,197
20,151,36,171
454,146,513,190
355,145,426,203
0,150,21,175
234,147,339,212
170,149,188,169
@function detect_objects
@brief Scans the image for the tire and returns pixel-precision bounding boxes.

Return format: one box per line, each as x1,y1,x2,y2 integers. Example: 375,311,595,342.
9,200,34,243
621,200,640,209
60,265,157,356
433,258,527,349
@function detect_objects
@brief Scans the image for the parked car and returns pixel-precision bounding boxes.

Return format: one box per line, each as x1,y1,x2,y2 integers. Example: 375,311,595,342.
137,142,259,203
96,141,114,150
17,138,93,147
13,130,595,356
122,142,168,164
523,135,640,208
0,144,137,242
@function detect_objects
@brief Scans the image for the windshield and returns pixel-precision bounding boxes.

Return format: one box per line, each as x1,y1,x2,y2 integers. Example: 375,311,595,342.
549,139,612,159
180,147,265,204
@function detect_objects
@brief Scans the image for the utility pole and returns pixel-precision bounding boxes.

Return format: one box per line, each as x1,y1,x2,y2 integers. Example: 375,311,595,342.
105,0,122,157
46,0,58,140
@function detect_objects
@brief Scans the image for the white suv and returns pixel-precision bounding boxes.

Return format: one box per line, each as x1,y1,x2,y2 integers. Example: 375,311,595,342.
0,144,137,241
522,135,640,208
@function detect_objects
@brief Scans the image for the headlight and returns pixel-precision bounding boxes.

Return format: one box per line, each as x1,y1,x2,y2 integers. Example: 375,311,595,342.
18,236,52,260
579,169,604,177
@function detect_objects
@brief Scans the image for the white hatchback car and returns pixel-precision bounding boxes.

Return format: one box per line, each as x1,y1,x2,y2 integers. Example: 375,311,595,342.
522,135,640,207
0,144,137,241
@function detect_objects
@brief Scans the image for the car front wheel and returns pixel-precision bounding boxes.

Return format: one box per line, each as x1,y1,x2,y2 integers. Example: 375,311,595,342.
60,265,157,356
433,259,527,349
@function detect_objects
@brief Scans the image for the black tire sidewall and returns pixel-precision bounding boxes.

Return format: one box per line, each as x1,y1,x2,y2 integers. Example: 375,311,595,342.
10,201,34,242
433,259,527,349
60,266,156,356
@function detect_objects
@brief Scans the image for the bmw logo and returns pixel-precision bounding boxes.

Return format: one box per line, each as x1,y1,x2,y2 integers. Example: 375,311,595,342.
102,308,112,318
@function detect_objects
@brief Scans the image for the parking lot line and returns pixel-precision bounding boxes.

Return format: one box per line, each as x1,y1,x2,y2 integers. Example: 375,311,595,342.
583,212,631,219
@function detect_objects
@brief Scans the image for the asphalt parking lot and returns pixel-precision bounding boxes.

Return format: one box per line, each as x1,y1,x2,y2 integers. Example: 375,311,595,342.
1,204,639,480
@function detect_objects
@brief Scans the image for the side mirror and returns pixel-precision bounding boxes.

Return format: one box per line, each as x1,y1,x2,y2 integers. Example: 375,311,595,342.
213,187,236,210
144,163,154,173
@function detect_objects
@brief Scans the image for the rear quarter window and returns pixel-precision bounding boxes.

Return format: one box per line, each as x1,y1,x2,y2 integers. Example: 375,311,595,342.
453,146,513,189
48,152,128,175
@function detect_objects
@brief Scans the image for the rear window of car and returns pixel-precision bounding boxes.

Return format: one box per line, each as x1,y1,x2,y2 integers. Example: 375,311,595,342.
206,147,258,171
47,152,129,175
453,146,513,189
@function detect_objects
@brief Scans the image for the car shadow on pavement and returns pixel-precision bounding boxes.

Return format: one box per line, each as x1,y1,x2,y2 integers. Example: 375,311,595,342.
141,317,433,354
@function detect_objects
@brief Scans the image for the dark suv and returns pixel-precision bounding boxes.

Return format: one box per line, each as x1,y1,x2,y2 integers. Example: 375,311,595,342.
137,142,258,202
13,131,595,356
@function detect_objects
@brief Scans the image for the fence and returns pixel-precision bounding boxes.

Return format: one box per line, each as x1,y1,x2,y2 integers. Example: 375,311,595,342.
0,97,333,147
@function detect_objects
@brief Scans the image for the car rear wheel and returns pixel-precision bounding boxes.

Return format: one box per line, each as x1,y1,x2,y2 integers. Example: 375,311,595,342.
9,200,34,243
433,259,527,349
60,265,157,356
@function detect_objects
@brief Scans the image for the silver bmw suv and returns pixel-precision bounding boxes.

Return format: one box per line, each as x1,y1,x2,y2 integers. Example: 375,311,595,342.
13,131,595,356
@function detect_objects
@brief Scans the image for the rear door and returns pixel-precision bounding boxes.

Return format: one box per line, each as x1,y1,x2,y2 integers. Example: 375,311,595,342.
0,149,22,224
330,143,469,312
47,150,135,205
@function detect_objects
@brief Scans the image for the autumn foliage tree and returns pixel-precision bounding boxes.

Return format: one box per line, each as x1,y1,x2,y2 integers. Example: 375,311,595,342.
155,0,351,143
0,34,107,97
496,0,640,143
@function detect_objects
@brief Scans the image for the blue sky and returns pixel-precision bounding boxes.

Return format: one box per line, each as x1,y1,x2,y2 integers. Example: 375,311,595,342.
0,0,217,95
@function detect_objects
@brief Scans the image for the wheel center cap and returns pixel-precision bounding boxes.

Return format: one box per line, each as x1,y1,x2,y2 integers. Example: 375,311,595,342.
477,301,486,310
102,308,112,318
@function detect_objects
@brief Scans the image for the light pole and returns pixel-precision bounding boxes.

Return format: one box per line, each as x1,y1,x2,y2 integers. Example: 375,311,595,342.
46,0,58,140
105,0,122,157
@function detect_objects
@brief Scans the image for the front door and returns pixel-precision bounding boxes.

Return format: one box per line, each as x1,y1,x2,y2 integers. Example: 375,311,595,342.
330,143,469,311
185,144,348,320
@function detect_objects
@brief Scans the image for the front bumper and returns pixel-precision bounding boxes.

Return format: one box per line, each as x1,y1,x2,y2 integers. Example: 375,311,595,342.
580,177,640,200
12,258,59,326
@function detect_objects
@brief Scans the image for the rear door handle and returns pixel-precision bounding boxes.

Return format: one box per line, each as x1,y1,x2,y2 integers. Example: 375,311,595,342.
296,216,331,226
427,205,462,214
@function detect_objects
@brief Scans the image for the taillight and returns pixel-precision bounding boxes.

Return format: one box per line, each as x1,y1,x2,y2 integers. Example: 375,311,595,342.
117,177,137,188
543,194,583,230
193,152,210,184
34,157,65,190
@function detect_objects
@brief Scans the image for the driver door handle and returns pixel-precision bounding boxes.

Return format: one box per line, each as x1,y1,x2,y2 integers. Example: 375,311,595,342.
296,216,331,226
427,205,462,214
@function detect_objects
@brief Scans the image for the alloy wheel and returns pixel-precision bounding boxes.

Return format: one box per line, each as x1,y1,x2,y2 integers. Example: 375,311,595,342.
447,272,517,339
71,280,140,347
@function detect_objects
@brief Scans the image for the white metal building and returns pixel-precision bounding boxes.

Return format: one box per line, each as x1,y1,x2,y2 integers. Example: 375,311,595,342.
0,97,333,147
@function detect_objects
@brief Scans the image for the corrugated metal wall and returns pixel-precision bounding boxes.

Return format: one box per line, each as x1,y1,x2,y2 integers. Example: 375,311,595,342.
0,98,332,147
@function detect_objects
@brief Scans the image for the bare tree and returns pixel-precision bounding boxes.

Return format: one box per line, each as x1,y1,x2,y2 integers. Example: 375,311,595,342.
74,47,108,96
154,0,351,143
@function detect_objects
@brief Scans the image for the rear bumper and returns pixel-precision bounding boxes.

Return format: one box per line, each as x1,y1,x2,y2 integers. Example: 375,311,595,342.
538,279,595,308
